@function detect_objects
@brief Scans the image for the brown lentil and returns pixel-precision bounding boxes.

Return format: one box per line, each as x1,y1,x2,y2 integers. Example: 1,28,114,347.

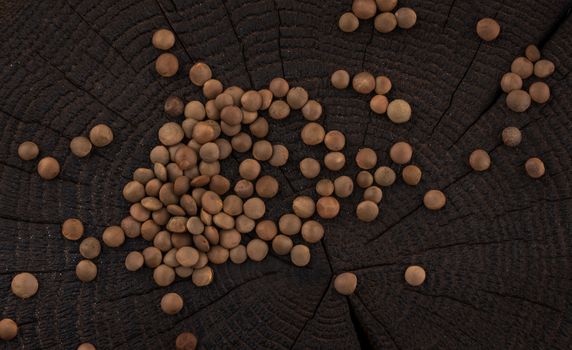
370,94,389,114
339,12,360,33
390,142,413,164
229,245,248,264
269,100,291,120
203,79,223,99
352,0,377,20
374,12,397,33
239,159,261,180
152,29,175,50
70,136,95,158
334,272,358,295
395,7,417,29
334,176,354,198
356,148,377,170
185,101,206,120
234,179,254,199
356,171,374,188
300,220,324,244
252,140,273,161
375,166,396,186
207,245,229,264
165,96,184,117
469,149,491,171
176,332,198,350
352,72,375,94
11,273,38,299
189,62,212,86
269,144,289,167
387,99,412,124
402,165,422,185
143,247,163,268
287,87,309,110
291,244,311,267
324,130,346,151
376,0,397,12
302,100,323,121
324,152,346,171
79,237,101,259
375,75,392,95
192,266,214,287
506,89,531,112
301,122,326,145
161,292,183,315
249,118,269,138
279,213,302,236
231,132,253,153
316,196,340,219
256,175,279,198
153,264,175,287
76,260,97,282
256,220,278,241
476,18,500,41
405,265,426,286
18,141,39,160
186,216,205,235
103,226,125,247
316,179,335,196
62,218,84,241
241,90,263,112
511,57,534,79
423,190,446,210
247,239,269,262
292,196,316,219
37,156,60,180
243,197,265,220
525,44,541,62
156,53,179,77
356,200,379,222
300,158,321,179
222,195,243,216
500,72,523,93
525,157,545,178
502,126,522,147
534,59,555,78
89,124,114,148
235,215,255,233
272,235,294,255
364,186,383,204
269,77,289,98
0,319,18,341
125,251,145,271
529,81,550,103
331,70,350,89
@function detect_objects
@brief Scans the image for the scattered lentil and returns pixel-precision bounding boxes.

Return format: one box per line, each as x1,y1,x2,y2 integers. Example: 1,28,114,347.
272,235,293,255
356,200,379,222
189,62,212,86
352,72,375,94
18,141,39,160
395,7,417,29
376,0,397,12
269,77,289,97
534,59,555,78
402,165,422,185
287,87,309,109
469,149,491,171
0,319,18,341
164,96,184,117
501,127,522,147
390,142,413,164
356,148,377,170
89,124,113,147
339,12,359,33
279,213,302,236
301,123,325,145
300,220,324,243
500,72,523,93
291,244,311,267
175,332,198,350
79,237,101,259
352,0,377,20
76,260,97,282
525,44,541,62
316,196,340,219
331,70,351,89
374,12,397,33
125,251,145,271
161,292,183,315
511,57,534,79
370,94,389,114
152,29,175,50
155,53,179,77
387,99,411,124
37,156,60,180
529,81,550,103
525,157,545,178
334,176,354,198
405,265,426,286
292,196,316,219
11,273,38,299
423,190,446,210
247,239,268,262
506,89,531,112
62,218,84,241
476,18,500,41
334,272,358,295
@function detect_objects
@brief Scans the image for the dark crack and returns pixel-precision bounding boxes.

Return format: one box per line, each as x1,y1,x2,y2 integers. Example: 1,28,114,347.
348,298,374,350
355,293,400,349
360,25,375,70
442,0,457,30
272,0,286,78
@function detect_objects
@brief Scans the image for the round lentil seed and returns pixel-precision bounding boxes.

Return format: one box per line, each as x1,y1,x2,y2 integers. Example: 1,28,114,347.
352,72,375,94
525,157,545,178
364,186,383,203
243,197,265,219
500,72,523,93
164,96,184,117
324,152,345,171
159,122,184,146
469,149,491,171
18,141,39,160
189,62,212,86
161,292,183,315
152,29,175,50
239,159,261,180
247,239,269,262
506,90,531,112
511,57,534,79
287,87,309,109
0,319,18,341
395,7,417,29
185,101,206,120
334,272,358,295
231,132,253,153
356,148,377,170
71,136,93,158
529,81,550,103
356,200,379,222
316,179,335,196
387,99,412,124
534,59,555,78
291,244,311,267
256,220,278,241
374,12,397,33
316,196,340,219
256,175,279,198
339,12,359,32
176,332,198,350
76,260,97,282
192,266,214,287
272,235,293,255
62,218,84,241
423,190,446,210
37,156,60,180
249,118,269,138
155,53,179,77
476,18,500,41
502,127,522,147
252,140,273,161
79,237,101,259
402,165,422,185
292,196,316,219
324,130,345,151
102,226,125,247
268,100,290,120
356,171,374,188
301,123,325,145
229,245,248,264
279,213,302,236
302,100,323,121
269,144,289,167
376,0,397,12
11,273,38,299
370,94,389,114
300,220,324,244
331,70,350,89
269,77,289,98
375,76,392,95
525,44,541,62
352,0,377,20
153,264,175,287
234,179,254,199
125,251,144,271
374,166,396,187
405,265,426,286
241,90,263,112
390,142,413,164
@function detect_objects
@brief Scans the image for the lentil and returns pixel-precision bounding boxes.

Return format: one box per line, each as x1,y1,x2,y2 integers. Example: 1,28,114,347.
229,245,248,264
300,220,324,243
370,94,389,114
256,175,279,198
339,12,359,32
243,197,265,219
352,72,375,94
272,235,293,255
390,142,413,164
534,59,555,78
324,130,346,151
469,149,491,171
352,0,377,20
506,89,531,112
287,87,309,109
189,62,212,86
529,81,550,103
525,157,545,178
125,251,145,271
402,165,422,185
18,141,39,160
316,196,340,219
161,292,183,315
334,175,354,198
152,29,175,50
334,272,358,295
11,272,38,299
37,156,60,180
500,72,523,93
156,53,179,77
62,218,84,241
501,126,522,147
525,44,541,62
154,264,175,287
356,148,377,169
476,18,500,41
404,265,426,286
269,144,289,167
175,332,198,350
239,159,261,180
247,239,268,262
423,190,446,210
269,77,289,98
164,96,184,117
302,100,323,121
356,171,374,188
279,213,302,236
102,226,125,247
79,237,101,259
292,196,316,219
291,244,311,267
387,99,411,124
331,70,351,89
511,57,534,79
301,122,325,145
356,200,379,222
256,220,278,241
374,12,397,33
76,260,97,282
252,140,273,161
376,0,397,12
395,7,417,29
192,266,214,286
268,100,290,120
0,319,18,341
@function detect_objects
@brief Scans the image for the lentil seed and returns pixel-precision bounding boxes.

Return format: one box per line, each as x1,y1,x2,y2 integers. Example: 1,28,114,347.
247,239,268,262
374,12,397,33
62,218,84,241
161,292,183,315
511,57,534,79
331,70,350,89
506,89,531,112
534,59,555,78
500,72,523,93
0,319,18,341
529,81,550,103
164,96,184,117
11,273,38,299
272,235,293,255
402,165,422,185
525,44,541,62
18,141,39,160
339,12,359,32
189,62,212,86
356,171,374,188
476,18,500,41
175,332,198,350
387,99,412,124
76,260,97,282
404,265,426,286
37,156,60,180
395,7,417,29
370,94,389,114
316,196,340,219
334,176,354,198
525,157,545,178
287,87,309,109
356,200,379,222
152,29,175,50
279,213,302,236
301,123,326,145
423,190,446,210
316,179,335,196
501,126,522,147
469,149,491,171
155,53,179,77
352,0,377,20
356,148,377,170
334,272,358,295
292,196,316,219
390,141,413,164
300,220,324,243
79,237,101,259
290,244,311,267
125,252,144,272
324,152,346,171
324,130,346,151
269,77,289,97
352,72,375,94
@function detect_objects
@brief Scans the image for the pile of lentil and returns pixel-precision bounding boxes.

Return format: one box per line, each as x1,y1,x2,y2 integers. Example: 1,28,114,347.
338,0,417,33
4,13,556,346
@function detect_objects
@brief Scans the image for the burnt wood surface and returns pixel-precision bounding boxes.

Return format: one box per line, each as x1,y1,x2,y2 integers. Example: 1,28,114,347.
1,0,572,349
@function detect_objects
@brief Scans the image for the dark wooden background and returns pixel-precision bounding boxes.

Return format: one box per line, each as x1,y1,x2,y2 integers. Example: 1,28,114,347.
1,0,571,349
